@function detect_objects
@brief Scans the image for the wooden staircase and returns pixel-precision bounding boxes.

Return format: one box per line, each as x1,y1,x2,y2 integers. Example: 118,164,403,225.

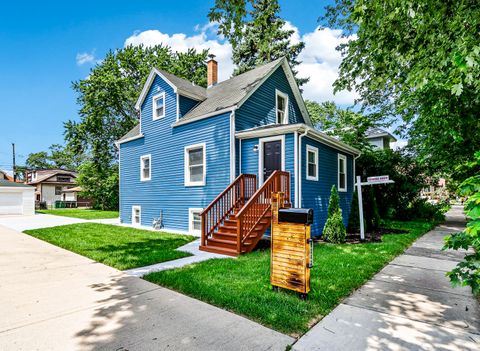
199,171,290,256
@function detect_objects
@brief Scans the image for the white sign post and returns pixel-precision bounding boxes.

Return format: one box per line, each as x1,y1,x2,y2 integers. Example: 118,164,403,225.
355,175,395,241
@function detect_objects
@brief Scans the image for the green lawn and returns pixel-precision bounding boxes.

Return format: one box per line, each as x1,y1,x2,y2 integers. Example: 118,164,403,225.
24,223,196,270
37,209,119,220
145,220,435,336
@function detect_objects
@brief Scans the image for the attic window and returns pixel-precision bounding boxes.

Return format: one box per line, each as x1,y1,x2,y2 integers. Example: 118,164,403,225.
152,93,165,120
276,90,288,124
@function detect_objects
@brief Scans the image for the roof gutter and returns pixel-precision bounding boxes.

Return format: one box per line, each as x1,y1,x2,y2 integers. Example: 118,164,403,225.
172,106,237,127
115,133,145,148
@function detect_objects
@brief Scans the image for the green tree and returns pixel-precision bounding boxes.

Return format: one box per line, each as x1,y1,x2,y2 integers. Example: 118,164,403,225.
321,1,480,177
347,189,360,233
25,151,52,170
209,0,307,85
444,151,480,294
65,45,208,209
305,100,374,151
323,185,346,243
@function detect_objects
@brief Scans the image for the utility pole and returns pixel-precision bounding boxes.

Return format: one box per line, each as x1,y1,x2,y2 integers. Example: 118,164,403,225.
12,143,16,182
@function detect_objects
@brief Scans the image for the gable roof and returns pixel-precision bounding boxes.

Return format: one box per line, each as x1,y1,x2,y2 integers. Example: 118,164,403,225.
27,170,77,185
117,124,142,144
173,57,312,127
135,68,207,109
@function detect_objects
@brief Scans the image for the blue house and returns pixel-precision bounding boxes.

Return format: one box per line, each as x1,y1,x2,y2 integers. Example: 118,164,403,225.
117,56,360,256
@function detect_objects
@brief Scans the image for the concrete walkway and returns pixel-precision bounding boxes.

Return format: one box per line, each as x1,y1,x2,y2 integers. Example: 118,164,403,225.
124,239,232,277
0,224,293,350
293,205,479,351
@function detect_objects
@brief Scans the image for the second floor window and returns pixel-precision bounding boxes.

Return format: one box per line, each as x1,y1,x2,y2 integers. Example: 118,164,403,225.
140,155,151,181
153,93,165,120
185,144,206,186
276,90,288,124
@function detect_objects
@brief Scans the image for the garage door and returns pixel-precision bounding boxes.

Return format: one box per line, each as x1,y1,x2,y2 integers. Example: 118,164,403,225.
0,192,23,215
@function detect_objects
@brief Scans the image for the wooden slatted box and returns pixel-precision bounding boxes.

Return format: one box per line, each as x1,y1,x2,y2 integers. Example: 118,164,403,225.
271,192,311,296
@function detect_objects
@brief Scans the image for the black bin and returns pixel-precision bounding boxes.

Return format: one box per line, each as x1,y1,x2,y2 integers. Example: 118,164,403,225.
278,208,313,225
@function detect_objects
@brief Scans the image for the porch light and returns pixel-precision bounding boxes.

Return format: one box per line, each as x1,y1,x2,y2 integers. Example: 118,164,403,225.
253,145,259,152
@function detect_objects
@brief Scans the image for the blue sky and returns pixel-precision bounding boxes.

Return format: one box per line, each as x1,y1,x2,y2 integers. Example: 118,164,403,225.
0,0,345,171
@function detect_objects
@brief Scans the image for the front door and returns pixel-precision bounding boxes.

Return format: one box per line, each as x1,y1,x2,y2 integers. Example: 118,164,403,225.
263,140,282,181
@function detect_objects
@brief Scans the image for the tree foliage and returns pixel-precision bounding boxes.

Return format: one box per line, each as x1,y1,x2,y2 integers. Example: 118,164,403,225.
209,0,307,85
65,45,208,209
321,1,480,176
444,151,480,295
25,144,84,170
305,100,374,151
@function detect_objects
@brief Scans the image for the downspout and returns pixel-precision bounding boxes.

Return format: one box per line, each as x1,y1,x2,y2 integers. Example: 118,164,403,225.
230,109,236,182
298,128,308,208
293,131,298,207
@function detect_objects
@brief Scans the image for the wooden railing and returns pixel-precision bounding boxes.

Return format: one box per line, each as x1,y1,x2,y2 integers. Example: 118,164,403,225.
236,171,290,252
201,174,257,246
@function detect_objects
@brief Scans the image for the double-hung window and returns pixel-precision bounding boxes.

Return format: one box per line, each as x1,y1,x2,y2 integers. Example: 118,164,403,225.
306,145,318,181
185,143,206,186
338,154,347,192
152,93,165,120
276,90,288,124
140,155,151,181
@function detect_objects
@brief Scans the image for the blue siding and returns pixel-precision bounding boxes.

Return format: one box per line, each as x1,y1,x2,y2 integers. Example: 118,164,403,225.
179,95,200,118
120,74,231,231
235,67,305,131
239,133,296,202
300,136,354,237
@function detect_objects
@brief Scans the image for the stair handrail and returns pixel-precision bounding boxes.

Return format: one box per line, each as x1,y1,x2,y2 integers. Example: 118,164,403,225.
235,170,290,252
201,173,257,247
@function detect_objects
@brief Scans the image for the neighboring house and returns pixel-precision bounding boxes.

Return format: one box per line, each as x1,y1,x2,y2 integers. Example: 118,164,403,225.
117,56,360,256
25,169,79,207
0,170,15,182
0,180,35,216
366,128,397,150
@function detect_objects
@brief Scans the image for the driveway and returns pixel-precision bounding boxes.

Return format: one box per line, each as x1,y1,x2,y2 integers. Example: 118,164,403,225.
0,224,293,350
293,205,480,351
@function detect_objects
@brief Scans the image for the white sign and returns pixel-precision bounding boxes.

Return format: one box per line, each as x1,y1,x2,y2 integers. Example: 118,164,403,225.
367,175,390,183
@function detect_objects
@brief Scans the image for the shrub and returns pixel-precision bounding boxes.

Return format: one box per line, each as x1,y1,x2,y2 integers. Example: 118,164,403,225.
323,185,346,243
395,198,445,222
323,211,346,243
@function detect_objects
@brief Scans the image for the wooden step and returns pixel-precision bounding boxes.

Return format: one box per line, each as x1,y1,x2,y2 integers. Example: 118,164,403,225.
199,245,238,257
206,237,237,250
211,232,237,241
218,225,237,234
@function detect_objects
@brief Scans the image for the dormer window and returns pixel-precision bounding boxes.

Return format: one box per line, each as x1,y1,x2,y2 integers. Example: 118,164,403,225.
275,90,288,124
152,93,165,120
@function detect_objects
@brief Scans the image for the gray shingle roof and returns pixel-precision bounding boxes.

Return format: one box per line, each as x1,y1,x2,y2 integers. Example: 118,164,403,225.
175,58,284,124
366,128,397,141
117,124,141,143
0,179,32,188
157,69,207,100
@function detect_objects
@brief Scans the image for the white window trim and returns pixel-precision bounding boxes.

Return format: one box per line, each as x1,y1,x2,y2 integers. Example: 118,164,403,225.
184,143,206,186
306,145,319,181
338,154,347,192
140,154,151,181
132,206,141,226
188,208,203,235
258,135,285,185
275,89,289,124
152,92,165,120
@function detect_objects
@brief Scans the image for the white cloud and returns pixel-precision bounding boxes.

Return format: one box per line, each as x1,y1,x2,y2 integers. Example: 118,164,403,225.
124,23,357,105
392,140,408,150
124,26,233,82
297,27,357,105
76,51,96,65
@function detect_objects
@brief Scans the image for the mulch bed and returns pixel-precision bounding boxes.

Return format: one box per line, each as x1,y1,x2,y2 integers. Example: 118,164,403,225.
343,227,408,243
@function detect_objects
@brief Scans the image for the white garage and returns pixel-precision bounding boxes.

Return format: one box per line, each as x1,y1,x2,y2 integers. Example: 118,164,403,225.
0,180,35,216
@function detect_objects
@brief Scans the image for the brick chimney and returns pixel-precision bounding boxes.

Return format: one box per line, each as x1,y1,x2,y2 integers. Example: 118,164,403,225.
207,54,218,87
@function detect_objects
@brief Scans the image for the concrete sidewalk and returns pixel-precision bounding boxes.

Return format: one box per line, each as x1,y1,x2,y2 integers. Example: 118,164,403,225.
293,205,479,351
0,224,293,350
